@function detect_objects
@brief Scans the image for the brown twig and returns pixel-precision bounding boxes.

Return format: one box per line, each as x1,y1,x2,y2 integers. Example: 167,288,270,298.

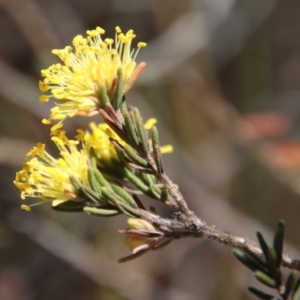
145,212,300,271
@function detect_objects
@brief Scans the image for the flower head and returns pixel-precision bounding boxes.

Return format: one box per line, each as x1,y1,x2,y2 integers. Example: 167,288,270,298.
40,26,146,129
14,131,90,210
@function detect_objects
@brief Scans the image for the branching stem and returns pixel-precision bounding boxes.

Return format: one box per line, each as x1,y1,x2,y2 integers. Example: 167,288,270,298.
100,88,300,272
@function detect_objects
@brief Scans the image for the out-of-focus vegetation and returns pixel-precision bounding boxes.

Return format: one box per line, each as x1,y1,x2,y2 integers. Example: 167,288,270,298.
1,0,300,299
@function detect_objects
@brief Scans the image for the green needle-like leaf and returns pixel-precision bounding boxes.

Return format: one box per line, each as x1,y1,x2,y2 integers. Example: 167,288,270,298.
266,248,278,274
160,188,170,203
243,248,268,272
80,185,104,204
111,184,137,208
101,187,139,219
149,184,161,199
151,126,164,174
69,176,82,191
99,84,110,107
140,174,161,199
93,168,112,189
101,187,121,205
133,107,149,154
89,155,98,169
88,169,102,196
124,145,149,167
83,206,120,217
233,249,265,272
283,271,297,299
123,168,152,195
124,112,139,146
257,232,270,259
120,100,128,115
151,126,159,151
113,68,123,109
113,199,140,218
114,146,125,163
255,271,277,288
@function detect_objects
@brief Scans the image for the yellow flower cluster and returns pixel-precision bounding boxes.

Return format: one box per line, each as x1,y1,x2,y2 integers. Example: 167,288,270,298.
14,131,90,211
40,26,146,129
14,117,173,211
14,26,173,213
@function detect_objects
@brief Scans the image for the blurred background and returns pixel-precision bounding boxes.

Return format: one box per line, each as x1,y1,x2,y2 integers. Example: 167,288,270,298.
0,0,300,299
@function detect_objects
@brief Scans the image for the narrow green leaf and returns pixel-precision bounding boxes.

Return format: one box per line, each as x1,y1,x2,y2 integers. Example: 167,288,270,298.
113,68,123,109
283,271,297,299
149,184,161,199
80,185,104,204
111,184,137,208
124,112,139,146
255,271,277,288
87,169,102,196
100,187,140,217
142,173,154,183
140,174,160,199
99,84,110,107
233,249,265,272
123,167,151,194
93,168,112,189
248,287,278,300
89,154,98,168
115,201,141,218
151,126,164,174
83,206,119,217
160,188,169,203
243,248,268,272
257,232,270,258
133,107,149,154
266,248,278,274
151,125,159,149
120,100,128,115
124,145,148,167
101,187,120,205
69,176,82,191
273,220,285,267
114,146,125,163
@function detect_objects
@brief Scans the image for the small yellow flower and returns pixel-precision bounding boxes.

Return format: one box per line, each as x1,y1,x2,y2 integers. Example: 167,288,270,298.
40,26,146,127
14,131,90,209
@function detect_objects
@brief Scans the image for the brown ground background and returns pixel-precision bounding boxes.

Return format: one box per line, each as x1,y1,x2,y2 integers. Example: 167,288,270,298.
0,0,300,299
